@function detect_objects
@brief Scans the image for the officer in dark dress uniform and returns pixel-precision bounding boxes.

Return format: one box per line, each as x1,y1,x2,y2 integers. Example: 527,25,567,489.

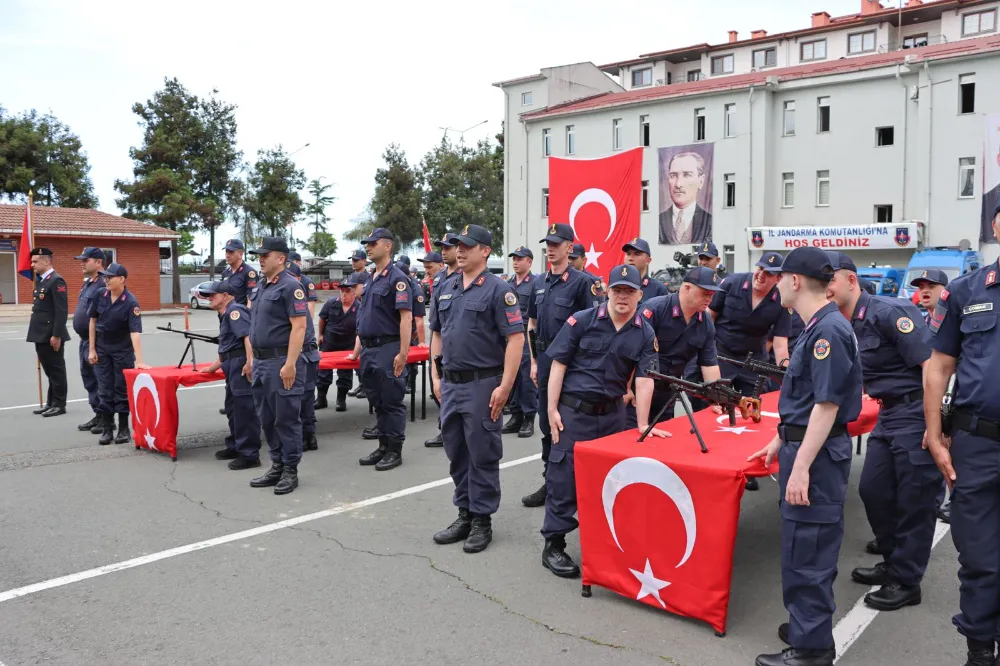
315,272,363,412
925,240,1000,666
429,224,524,554
220,239,258,306
748,247,861,666
423,233,462,448
87,263,150,445
72,247,107,432
501,246,538,439
198,280,261,470
286,260,321,452
27,247,70,417
349,228,413,471
541,264,661,578
246,237,309,495
623,237,669,303
524,224,600,508
825,252,937,612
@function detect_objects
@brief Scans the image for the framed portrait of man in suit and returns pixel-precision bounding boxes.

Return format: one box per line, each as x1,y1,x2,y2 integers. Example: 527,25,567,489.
658,143,714,246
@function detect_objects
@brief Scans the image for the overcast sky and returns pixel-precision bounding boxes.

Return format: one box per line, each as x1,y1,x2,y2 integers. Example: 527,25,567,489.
1,0,866,258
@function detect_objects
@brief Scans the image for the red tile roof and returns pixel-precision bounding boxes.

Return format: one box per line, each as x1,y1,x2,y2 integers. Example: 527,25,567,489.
525,35,1000,121
0,204,180,239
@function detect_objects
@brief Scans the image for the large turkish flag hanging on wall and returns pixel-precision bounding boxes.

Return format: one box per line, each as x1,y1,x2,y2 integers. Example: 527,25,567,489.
549,147,643,282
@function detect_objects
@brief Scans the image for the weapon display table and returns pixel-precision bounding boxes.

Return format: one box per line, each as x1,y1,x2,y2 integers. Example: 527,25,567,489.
574,392,880,636
125,347,432,460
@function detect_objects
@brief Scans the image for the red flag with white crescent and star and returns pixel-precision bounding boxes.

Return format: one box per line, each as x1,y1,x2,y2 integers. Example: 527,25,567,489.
549,147,643,282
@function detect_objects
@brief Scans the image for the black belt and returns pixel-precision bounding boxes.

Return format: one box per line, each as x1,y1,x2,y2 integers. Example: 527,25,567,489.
953,409,1000,442
876,389,923,410
252,346,288,360
778,423,848,442
443,367,503,384
559,394,621,416
360,335,400,348
220,349,246,362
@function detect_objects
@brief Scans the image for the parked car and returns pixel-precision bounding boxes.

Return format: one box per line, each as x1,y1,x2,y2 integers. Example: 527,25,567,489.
189,282,213,309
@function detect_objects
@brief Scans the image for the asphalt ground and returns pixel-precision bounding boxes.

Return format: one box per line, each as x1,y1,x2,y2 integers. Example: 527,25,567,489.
0,310,967,665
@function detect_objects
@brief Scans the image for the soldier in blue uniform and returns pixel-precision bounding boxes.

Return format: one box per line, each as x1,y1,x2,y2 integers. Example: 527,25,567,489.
541,264,662,577
315,272,363,412
285,260,322,452
397,256,426,396
198,280,261,470
347,249,371,400
423,233,462,448
748,247,862,666
623,237,669,303
569,242,606,302
220,239,258,306
924,242,1000,666
697,241,723,272
347,228,413,471
501,246,538,439
632,266,722,427
429,224,524,553
683,241,724,411
73,247,108,433
245,237,309,495
825,251,936,613
524,223,600,508
87,263,151,446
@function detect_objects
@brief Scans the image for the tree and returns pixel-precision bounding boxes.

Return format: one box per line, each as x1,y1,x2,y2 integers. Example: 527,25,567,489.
304,231,337,258
246,146,306,239
176,229,196,256
345,144,422,247
344,204,377,243
305,177,335,238
0,108,98,208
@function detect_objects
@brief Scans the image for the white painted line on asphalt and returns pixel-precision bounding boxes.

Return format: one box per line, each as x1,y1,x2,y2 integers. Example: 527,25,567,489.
0,452,542,605
833,519,951,663
0,383,224,412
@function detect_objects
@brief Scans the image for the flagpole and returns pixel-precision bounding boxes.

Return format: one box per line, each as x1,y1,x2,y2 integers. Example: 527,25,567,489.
28,191,43,409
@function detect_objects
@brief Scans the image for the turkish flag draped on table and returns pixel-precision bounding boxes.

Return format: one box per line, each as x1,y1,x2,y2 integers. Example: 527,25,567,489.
548,147,643,282
575,392,880,635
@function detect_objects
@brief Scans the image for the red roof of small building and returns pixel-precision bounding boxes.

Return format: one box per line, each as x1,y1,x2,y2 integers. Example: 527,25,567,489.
525,34,1000,121
0,204,180,239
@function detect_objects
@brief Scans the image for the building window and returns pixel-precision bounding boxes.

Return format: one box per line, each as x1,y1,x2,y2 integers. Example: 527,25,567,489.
801,39,827,62
876,126,895,146
612,118,622,150
640,115,650,147
542,128,551,157
631,68,653,88
848,30,877,55
874,205,893,223
687,69,702,82
666,72,673,85
960,74,976,114
752,47,777,69
723,245,735,273
903,33,929,49
724,174,736,208
783,101,796,136
694,108,706,141
565,125,575,155
782,173,795,208
542,188,549,217
959,158,976,198
817,97,831,133
711,54,735,76
102,248,117,266
521,91,533,106
962,9,997,37
641,180,650,212
816,170,831,206
724,104,736,138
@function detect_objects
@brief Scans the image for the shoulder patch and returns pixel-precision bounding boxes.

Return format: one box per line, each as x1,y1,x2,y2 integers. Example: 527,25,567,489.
896,316,914,334
57,285,66,293
133,307,141,317
230,310,241,321
813,338,830,360
567,315,577,326
248,270,256,279
939,289,949,302
396,281,407,292
308,282,315,290
417,295,424,303
642,307,652,319
293,288,305,300
504,292,517,306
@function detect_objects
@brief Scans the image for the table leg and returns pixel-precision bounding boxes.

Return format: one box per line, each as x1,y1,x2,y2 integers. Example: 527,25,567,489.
855,435,862,455
581,585,592,598
421,360,427,420
410,365,416,423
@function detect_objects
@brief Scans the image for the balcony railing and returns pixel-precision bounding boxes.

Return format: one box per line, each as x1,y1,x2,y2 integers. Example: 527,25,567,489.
878,34,948,53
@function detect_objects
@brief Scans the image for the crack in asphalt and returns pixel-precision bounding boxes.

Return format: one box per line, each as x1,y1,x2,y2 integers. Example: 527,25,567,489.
161,463,266,526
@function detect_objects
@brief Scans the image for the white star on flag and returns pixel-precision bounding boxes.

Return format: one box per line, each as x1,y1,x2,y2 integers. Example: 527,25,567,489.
629,559,670,608
584,243,603,269
145,430,157,451
716,426,757,435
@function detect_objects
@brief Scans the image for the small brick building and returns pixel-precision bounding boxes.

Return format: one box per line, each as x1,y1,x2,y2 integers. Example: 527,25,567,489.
0,204,178,311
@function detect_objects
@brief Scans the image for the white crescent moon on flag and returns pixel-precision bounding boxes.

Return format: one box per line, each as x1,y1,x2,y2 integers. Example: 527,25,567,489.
569,188,617,242
131,373,161,428
602,457,696,568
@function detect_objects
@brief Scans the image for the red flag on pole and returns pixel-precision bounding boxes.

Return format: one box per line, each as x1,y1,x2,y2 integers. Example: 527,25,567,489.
17,195,34,279
421,218,432,254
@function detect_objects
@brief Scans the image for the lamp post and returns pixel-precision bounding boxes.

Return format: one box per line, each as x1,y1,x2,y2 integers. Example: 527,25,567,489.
438,120,488,143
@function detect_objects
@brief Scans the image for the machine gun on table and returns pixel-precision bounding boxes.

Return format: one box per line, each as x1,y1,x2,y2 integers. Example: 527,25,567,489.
719,353,788,398
157,323,220,370
639,372,763,453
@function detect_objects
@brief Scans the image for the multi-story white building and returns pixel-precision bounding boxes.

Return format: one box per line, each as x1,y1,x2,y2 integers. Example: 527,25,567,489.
496,0,1000,272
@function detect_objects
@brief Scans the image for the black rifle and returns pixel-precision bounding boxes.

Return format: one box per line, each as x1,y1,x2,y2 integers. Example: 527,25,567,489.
157,323,220,370
719,352,788,400
638,372,763,453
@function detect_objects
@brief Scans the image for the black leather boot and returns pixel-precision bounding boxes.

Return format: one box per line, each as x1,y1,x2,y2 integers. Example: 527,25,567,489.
98,413,115,446
362,425,380,440
746,477,760,491
114,413,131,444
228,456,261,471
375,438,402,471
777,624,834,651
463,515,493,553
518,414,535,438
314,387,329,410
754,648,835,666
964,638,995,666
542,537,580,578
215,447,239,460
424,431,444,448
335,388,348,412
501,412,523,434
433,507,472,544
865,538,889,555
250,463,284,487
938,500,951,524
32,403,51,415
347,385,361,397
522,483,546,508
78,414,100,432
851,561,889,586
303,432,318,452
274,464,298,495
864,582,921,610
359,438,387,466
